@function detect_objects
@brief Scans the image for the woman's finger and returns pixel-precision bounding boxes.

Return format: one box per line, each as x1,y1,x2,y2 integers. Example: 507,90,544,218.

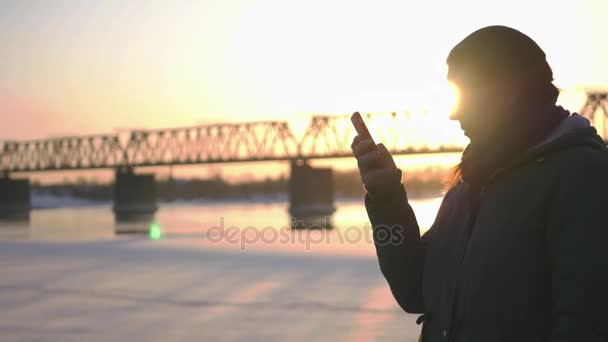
376,143,398,169
357,150,382,171
352,138,376,158
351,135,363,150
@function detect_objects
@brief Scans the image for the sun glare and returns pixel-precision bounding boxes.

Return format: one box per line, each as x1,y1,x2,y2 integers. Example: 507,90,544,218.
447,81,461,118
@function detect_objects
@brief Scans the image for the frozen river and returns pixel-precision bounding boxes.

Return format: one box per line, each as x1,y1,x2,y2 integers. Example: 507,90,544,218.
0,197,441,341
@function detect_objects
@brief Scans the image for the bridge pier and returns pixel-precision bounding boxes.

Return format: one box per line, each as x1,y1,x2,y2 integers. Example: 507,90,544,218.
0,176,31,219
288,160,335,229
113,168,158,233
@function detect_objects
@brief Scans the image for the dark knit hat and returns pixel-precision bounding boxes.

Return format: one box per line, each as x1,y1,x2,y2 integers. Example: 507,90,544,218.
447,25,554,86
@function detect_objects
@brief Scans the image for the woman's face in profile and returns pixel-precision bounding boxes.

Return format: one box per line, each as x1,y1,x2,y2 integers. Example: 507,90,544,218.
448,65,514,143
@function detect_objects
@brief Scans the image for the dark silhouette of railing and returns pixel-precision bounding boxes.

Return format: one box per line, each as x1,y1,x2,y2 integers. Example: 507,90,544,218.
2,91,607,173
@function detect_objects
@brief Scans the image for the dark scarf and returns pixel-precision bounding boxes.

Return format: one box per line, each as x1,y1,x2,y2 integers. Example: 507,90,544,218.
459,105,571,190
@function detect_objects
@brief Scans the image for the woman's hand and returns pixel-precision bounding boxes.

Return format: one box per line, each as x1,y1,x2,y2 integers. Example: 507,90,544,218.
351,135,403,199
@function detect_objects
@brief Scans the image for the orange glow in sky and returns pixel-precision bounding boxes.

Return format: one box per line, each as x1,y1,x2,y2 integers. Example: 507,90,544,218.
1,0,606,142
1,0,607,185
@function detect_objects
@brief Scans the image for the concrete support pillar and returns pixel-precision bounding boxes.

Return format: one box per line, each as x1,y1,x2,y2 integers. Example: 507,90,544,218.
288,160,335,229
0,177,30,219
113,168,157,232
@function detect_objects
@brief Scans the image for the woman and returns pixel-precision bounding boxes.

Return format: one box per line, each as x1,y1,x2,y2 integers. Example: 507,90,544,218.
351,26,608,342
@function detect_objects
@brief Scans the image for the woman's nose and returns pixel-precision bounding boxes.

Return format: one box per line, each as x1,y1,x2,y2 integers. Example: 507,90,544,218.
449,109,465,121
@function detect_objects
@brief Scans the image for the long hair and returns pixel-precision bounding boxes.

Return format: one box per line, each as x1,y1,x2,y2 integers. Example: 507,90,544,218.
444,164,462,193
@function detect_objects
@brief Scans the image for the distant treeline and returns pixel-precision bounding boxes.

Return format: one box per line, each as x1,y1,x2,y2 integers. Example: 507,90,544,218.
32,168,448,201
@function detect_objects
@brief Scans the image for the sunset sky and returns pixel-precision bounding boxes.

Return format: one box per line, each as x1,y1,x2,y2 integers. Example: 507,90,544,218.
1,0,607,182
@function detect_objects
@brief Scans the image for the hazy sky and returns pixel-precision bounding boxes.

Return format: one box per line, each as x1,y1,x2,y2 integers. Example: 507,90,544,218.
1,0,607,141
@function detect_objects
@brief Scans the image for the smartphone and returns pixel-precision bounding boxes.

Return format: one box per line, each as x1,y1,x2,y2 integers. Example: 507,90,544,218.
351,112,376,145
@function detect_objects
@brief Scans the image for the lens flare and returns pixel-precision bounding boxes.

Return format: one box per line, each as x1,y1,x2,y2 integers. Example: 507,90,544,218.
149,221,162,240
448,81,461,119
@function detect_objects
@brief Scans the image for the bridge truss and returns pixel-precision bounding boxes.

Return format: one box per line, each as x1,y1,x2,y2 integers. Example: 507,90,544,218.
3,91,607,173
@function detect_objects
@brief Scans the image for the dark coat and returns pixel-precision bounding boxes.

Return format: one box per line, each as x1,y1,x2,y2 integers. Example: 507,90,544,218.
365,123,608,341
